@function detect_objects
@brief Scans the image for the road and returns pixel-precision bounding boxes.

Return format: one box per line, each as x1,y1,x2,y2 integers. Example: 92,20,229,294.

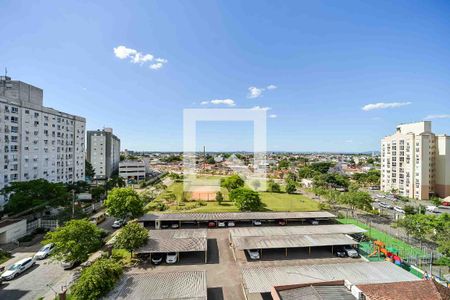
0,216,118,300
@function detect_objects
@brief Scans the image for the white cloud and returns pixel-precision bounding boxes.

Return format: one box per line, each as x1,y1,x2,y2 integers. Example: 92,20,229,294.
248,86,263,99
424,114,450,120
362,102,412,111
266,84,277,90
201,99,236,106
113,45,167,70
345,140,353,143
250,106,271,111
269,114,277,118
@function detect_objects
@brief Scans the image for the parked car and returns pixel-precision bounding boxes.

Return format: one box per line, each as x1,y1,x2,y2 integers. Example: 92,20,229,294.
61,260,79,270
379,202,393,209
218,221,226,228
151,253,164,265
394,206,405,214
252,220,262,226
227,221,235,227
246,249,260,260
112,219,126,228
334,246,347,257
277,219,287,226
161,223,170,229
170,223,180,229
34,243,54,260
307,219,319,225
166,252,178,264
343,245,359,258
208,221,216,228
1,257,35,280
426,206,438,213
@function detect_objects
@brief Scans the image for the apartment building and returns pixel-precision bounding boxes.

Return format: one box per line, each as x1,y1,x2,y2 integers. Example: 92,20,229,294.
381,121,450,200
0,76,86,207
86,128,120,180
118,160,146,181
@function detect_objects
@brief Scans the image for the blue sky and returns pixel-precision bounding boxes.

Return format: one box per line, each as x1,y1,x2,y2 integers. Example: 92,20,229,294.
1,0,449,152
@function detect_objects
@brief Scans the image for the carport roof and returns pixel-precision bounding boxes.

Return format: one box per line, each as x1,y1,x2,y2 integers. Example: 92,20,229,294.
241,261,419,294
111,271,207,300
139,211,335,222
136,229,207,253
232,233,357,250
229,224,366,238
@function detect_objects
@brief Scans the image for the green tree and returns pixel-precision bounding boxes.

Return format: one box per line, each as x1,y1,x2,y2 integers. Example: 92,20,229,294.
43,219,103,263
70,258,122,300
278,159,289,169
114,222,148,256
403,205,416,215
298,166,320,179
104,188,144,219
215,191,224,204
310,162,334,174
267,180,281,192
221,174,245,191
105,176,126,190
338,191,373,216
396,214,434,247
2,179,70,214
285,181,296,194
91,185,106,201
230,188,262,211
85,160,95,179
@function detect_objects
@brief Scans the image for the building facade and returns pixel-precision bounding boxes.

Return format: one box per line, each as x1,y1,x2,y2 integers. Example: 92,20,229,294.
86,128,120,180
0,76,86,207
381,121,450,200
119,160,146,181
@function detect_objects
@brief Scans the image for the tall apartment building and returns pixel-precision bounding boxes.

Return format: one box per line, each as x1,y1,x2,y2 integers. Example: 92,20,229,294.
381,121,450,200
0,76,86,207
86,128,120,180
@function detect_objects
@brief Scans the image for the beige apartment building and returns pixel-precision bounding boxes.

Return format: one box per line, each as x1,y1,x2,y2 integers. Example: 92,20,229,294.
381,121,450,200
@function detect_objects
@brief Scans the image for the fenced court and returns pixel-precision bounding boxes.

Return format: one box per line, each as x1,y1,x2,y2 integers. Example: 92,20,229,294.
183,177,221,201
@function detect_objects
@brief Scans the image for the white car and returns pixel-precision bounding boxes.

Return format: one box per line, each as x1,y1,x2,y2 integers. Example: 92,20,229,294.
112,219,125,228
246,249,260,260
252,220,262,226
166,252,178,264
308,219,319,225
343,245,359,258
34,243,54,260
1,257,35,280
393,206,405,214
227,221,235,227
217,221,226,228
379,202,393,209
426,206,438,213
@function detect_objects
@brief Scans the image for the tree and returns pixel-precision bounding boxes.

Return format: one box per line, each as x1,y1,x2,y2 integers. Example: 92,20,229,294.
43,219,103,263
403,205,416,215
114,222,148,256
70,258,122,300
396,214,434,247
215,191,224,204
221,174,244,191
278,159,289,169
2,179,70,214
91,185,106,201
104,188,144,219
105,176,126,190
338,191,372,216
310,162,334,174
85,160,95,179
285,181,296,194
267,180,281,192
230,188,262,211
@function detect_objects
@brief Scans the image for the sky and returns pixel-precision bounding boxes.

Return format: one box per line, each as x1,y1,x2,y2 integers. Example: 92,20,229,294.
1,0,449,152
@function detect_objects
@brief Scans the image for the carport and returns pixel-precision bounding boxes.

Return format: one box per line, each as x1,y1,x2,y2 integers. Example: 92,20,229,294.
229,224,366,260
135,229,208,263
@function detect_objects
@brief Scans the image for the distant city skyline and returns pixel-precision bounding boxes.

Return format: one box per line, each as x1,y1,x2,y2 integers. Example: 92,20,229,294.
1,0,449,152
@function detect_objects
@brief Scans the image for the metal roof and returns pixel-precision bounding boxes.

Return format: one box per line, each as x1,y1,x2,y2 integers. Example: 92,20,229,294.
111,271,207,300
229,224,366,238
140,211,336,222
136,229,207,253
232,233,357,250
278,285,355,300
241,261,419,294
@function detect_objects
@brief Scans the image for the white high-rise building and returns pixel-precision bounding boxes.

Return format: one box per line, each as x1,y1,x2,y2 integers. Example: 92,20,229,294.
381,121,450,200
0,76,86,207
86,128,120,180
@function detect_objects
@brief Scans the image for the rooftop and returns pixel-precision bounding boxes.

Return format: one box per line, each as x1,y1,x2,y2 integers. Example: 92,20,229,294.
136,229,207,253
357,280,450,300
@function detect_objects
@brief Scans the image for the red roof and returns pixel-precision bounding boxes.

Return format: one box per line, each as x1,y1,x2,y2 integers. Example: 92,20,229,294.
357,280,450,300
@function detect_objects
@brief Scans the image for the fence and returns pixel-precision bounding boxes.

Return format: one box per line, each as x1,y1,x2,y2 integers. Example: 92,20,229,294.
26,218,59,234
82,201,103,215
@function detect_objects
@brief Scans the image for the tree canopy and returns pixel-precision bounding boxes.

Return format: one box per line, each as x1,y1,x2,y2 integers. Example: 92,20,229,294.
230,188,262,211
114,222,148,255
338,191,372,214
285,180,296,194
104,187,144,219
70,258,122,300
220,174,245,191
352,169,380,187
267,180,281,192
43,219,103,263
2,179,70,214
85,160,95,179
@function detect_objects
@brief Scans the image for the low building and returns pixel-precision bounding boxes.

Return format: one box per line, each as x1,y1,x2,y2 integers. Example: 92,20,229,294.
0,219,27,244
119,160,146,181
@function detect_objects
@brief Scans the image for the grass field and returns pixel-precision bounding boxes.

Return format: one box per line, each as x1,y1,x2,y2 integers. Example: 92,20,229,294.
152,180,320,212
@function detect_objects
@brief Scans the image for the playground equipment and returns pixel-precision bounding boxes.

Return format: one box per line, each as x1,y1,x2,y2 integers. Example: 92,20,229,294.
368,240,402,265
